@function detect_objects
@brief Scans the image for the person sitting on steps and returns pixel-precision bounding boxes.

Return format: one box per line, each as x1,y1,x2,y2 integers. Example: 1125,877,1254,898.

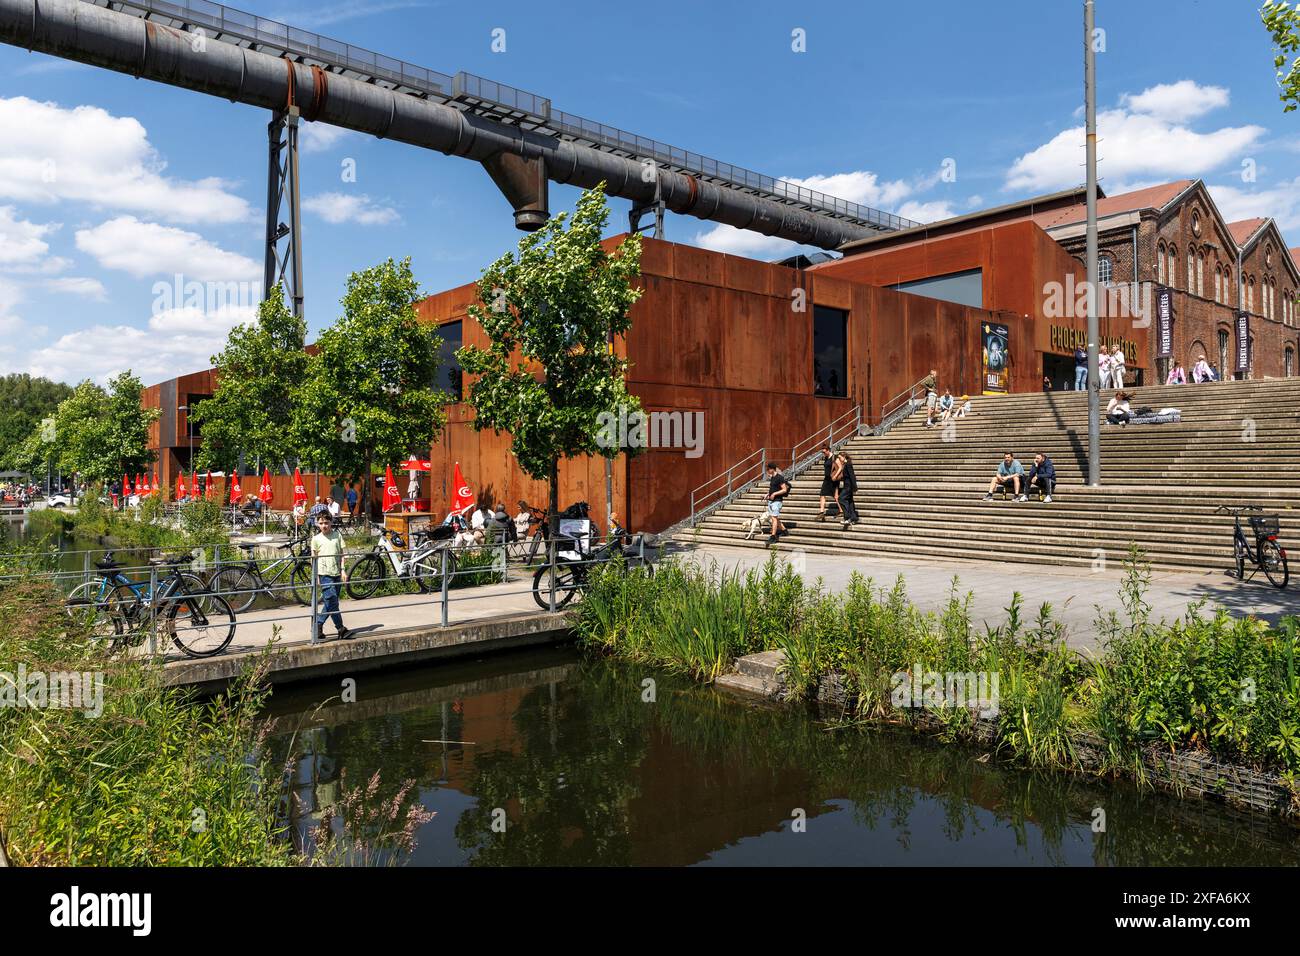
1106,391,1132,426
983,452,1026,501
1025,452,1056,503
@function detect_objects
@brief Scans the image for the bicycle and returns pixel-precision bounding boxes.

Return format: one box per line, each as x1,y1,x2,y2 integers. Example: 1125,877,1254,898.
1216,505,1289,589
531,520,655,610
68,553,237,657
66,551,209,642
207,533,314,613
345,524,457,599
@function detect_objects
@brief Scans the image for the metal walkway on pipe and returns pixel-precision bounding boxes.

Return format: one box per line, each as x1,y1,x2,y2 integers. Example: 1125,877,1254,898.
93,0,913,235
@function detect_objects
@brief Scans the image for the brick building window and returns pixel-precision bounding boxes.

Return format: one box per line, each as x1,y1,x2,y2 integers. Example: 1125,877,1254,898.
1196,253,1204,297
1224,267,1232,305
1168,246,1177,289
1098,255,1113,284
1287,346,1295,377
1214,265,1222,303
1187,251,1194,291
1157,242,1166,284
1217,329,1229,378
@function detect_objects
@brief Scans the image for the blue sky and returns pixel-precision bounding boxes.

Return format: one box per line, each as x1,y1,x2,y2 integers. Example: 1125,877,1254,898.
0,0,1296,386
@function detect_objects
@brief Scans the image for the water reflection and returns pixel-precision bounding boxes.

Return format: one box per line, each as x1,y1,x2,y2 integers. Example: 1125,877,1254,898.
263,647,1300,867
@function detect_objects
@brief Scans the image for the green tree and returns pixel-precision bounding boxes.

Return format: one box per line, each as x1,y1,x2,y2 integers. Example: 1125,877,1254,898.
293,258,448,519
457,184,643,544
0,373,73,472
20,372,157,488
1263,0,1300,112
193,285,309,473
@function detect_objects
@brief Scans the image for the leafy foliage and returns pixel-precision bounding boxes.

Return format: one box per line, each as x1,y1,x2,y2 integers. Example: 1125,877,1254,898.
193,285,308,472
0,373,73,472
458,185,642,521
1263,0,1300,112
293,258,447,515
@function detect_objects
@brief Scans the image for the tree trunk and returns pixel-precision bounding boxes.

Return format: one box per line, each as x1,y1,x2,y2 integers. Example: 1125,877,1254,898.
363,449,373,526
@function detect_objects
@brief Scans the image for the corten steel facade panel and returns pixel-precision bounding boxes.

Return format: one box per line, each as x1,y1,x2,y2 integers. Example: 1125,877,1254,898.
420,235,1016,531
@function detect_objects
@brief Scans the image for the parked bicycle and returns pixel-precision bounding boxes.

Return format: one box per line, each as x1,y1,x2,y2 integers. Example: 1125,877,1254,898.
531,517,655,610
1216,505,1288,588
66,553,236,657
207,534,314,613
345,524,457,599
66,550,208,641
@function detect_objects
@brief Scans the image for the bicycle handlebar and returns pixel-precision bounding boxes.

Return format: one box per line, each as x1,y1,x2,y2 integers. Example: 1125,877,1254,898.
1215,505,1263,515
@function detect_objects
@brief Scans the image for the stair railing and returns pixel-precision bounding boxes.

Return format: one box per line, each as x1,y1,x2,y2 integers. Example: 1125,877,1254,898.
681,404,860,530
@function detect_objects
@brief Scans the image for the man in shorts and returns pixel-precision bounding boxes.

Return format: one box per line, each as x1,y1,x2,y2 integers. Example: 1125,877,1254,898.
765,462,790,545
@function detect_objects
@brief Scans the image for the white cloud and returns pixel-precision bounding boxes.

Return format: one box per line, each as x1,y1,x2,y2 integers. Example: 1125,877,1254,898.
271,1,427,26
26,303,254,385
301,122,357,154
0,206,57,269
304,192,400,226
777,170,914,209
1210,177,1300,233
1120,80,1230,123
45,276,108,300
896,200,956,223
1006,81,1264,193
0,96,252,224
75,217,259,281
690,224,802,259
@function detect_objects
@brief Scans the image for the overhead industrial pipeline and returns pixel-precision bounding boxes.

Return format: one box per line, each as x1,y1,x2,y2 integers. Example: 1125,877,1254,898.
0,0,877,249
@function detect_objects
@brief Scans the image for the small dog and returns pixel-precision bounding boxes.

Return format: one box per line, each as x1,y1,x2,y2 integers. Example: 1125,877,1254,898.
741,512,767,540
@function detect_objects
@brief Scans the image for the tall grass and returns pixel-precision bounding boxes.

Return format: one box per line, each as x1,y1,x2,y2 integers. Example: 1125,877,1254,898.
575,548,1300,779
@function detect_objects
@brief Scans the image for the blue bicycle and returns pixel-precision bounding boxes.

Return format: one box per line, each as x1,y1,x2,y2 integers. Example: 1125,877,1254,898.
65,552,219,652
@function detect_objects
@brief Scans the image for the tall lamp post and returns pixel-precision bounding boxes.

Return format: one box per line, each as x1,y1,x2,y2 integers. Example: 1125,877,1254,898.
178,404,194,494
1084,0,1101,486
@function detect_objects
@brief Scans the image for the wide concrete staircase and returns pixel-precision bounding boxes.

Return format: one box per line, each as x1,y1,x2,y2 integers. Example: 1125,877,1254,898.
686,378,1300,573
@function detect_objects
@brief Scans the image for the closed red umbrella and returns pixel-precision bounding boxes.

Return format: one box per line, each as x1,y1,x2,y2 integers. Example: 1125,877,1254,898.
383,464,402,512
176,472,187,499
258,468,273,505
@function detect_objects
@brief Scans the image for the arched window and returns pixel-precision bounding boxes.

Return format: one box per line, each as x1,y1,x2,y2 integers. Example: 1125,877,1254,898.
1196,252,1205,297
1218,328,1230,378
1098,255,1113,284
1214,264,1221,303
1287,346,1295,377
1187,250,1195,290
1157,242,1166,284
1169,246,1178,289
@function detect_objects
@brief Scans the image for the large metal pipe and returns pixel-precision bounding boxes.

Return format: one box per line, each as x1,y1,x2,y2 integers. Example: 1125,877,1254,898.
0,0,873,249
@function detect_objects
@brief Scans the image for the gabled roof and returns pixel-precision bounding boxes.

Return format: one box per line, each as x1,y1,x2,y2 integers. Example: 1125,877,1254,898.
1028,180,1195,231
1227,218,1268,248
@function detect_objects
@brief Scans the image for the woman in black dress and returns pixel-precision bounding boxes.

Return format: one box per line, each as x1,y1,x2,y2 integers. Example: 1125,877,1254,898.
816,444,839,521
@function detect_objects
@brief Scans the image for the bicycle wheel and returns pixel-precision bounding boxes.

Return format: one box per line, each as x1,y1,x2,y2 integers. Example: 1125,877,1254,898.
1261,540,1289,589
412,549,456,593
65,582,122,644
103,584,146,652
209,566,259,614
289,560,313,605
345,554,385,600
532,561,581,610
1234,533,1247,579
166,591,236,658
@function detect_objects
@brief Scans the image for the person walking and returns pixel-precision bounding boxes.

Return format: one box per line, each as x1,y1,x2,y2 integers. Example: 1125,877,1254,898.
764,462,790,545
311,511,352,641
345,482,359,519
835,451,859,530
1073,345,1088,391
1110,345,1127,389
816,444,838,521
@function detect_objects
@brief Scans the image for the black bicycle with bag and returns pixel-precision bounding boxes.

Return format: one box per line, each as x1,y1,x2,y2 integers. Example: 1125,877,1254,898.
1216,505,1288,588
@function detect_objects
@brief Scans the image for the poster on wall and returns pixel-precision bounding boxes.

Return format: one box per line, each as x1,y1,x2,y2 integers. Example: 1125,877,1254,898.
1236,312,1251,374
981,322,1010,394
1156,286,1174,358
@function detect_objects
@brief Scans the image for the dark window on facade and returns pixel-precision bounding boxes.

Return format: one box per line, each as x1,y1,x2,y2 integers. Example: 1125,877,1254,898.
440,321,463,400
1217,329,1229,380
813,305,848,398
185,394,212,438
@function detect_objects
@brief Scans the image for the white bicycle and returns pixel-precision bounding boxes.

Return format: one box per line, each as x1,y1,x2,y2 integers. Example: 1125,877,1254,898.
344,524,457,599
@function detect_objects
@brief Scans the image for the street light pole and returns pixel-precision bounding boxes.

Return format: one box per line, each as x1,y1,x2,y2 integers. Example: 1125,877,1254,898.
1085,0,1101,487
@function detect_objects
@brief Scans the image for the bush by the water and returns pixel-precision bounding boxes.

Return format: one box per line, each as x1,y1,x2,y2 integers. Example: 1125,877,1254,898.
574,549,1300,780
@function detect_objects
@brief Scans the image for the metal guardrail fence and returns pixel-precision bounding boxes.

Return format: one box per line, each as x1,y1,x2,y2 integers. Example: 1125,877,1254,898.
0,530,658,658
95,0,916,232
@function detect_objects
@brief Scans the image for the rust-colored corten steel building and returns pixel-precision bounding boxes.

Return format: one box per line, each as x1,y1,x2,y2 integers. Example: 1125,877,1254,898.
420,233,1092,531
